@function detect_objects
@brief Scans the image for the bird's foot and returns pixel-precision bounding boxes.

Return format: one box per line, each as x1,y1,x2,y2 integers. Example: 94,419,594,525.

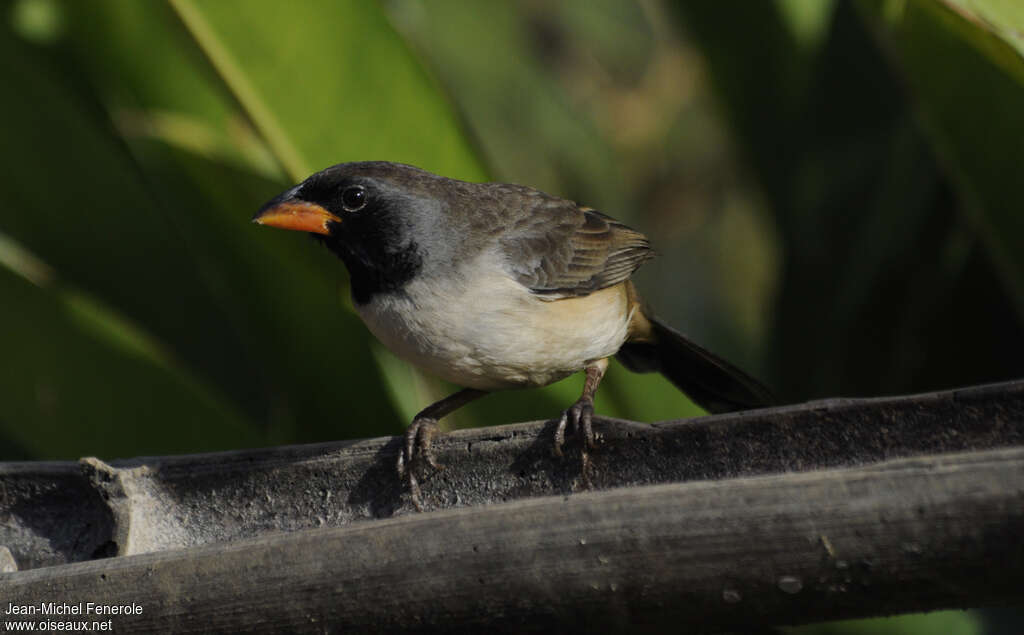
553,395,596,483
396,416,443,511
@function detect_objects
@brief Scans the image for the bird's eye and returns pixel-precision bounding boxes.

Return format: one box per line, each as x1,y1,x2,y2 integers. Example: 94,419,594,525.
341,186,367,211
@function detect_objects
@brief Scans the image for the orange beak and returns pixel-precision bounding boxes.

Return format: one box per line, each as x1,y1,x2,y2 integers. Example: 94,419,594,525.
252,200,341,236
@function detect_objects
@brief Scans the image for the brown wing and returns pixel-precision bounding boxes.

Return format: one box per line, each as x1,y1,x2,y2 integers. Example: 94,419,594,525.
500,200,652,299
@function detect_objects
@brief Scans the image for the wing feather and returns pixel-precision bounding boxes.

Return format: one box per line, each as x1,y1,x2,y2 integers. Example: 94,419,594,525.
500,200,652,299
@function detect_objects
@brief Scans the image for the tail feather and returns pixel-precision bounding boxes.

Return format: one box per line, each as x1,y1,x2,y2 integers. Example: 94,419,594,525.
617,314,775,414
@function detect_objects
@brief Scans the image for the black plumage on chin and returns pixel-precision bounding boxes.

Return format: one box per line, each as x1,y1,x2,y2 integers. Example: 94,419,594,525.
313,223,423,306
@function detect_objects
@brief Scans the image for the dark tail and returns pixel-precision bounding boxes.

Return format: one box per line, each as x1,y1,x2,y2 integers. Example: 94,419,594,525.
617,314,775,414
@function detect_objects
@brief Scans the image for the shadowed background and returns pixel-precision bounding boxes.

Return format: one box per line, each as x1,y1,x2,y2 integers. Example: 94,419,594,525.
1,0,1022,633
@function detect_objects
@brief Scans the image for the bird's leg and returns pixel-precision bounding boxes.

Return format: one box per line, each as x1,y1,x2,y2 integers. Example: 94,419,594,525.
554,358,609,473
397,387,486,510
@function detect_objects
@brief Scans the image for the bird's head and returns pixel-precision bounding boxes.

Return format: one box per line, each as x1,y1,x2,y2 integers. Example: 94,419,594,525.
254,161,456,303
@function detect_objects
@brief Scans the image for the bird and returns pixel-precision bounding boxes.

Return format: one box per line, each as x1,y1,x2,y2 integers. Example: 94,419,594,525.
253,161,774,508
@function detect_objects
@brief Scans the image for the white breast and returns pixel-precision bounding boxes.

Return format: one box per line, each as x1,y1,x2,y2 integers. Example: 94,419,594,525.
354,253,632,390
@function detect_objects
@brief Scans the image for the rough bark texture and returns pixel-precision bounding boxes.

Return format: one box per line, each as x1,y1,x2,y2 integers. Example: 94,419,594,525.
1,448,1023,633
0,380,1023,632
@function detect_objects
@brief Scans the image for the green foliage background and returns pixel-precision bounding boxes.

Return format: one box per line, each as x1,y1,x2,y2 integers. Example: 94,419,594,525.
1,0,1022,632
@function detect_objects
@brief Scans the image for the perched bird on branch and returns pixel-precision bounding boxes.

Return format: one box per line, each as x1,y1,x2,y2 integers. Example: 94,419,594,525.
254,162,773,508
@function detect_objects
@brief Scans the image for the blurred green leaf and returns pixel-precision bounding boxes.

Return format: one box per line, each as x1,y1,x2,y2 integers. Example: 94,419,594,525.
674,0,1024,404
0,28,272,457
860,0,1024,317
131,140,410,442
55,0,275,176
62,2,235,129
387,0,628,206
788,609,981,635
0,3,420,455
168,0,487,183
52,0,407,441
0,248,255,460
934,0,1024,83
9,0,63,43
778,0,838,49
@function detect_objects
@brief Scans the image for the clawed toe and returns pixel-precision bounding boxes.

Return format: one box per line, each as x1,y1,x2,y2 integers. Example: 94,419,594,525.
553,410,569,457
552,396,596,458
394,389,486,512
397,417,443,511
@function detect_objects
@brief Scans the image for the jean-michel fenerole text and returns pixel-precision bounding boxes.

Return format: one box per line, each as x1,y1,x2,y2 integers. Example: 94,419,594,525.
4,602,143,616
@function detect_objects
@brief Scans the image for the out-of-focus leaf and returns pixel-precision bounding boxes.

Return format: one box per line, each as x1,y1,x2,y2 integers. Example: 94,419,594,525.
596,360,704,422
46,0,403,441
0,15,402,455
935,0,1024,83
673,0,1024,404
787,608,981,635
168,0,486,183
0,30,276,433
860,0,1024,316
10,0,64,44
59,0,276,176
133,139,408,442
777,0,838,49
0,249,256,460
387,0,628,206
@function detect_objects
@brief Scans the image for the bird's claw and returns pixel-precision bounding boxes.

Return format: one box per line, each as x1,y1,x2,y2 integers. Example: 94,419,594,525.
397,417,443,511
552,395,596,479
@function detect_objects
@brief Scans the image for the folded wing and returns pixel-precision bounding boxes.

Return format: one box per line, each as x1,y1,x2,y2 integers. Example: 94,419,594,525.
500,201,652,299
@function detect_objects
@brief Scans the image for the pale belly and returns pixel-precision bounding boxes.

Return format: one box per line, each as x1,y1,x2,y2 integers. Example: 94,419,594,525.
355,272,632,391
